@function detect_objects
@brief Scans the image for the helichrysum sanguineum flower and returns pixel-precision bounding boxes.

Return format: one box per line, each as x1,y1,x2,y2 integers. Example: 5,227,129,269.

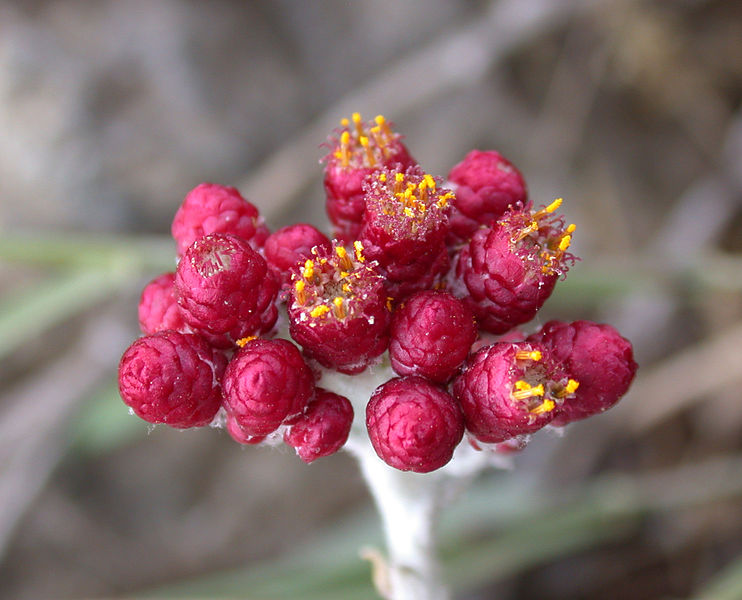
118,112,636,469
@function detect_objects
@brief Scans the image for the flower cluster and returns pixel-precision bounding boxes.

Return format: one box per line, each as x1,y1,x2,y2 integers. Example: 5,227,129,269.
119,112,637,470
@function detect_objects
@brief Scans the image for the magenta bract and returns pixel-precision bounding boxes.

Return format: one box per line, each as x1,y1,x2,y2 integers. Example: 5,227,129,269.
138,272,187,335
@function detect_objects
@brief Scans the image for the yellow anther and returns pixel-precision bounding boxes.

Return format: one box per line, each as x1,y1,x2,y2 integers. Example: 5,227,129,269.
424,174,436,191
530,398,556,415
340,117,350,128
335,246,352,270
294,279,306,304
379,172,387,182
514,380,532,391
310,305,330,318
342,282,351,293
512,383,545,400
556,379,580,398
515,350,542,362
303,259,314,280
354,240,365,262
404,207,414,218
386,297,394,311
235,335,257,348
545,197,563,213
340,271,349,278
332,296,346,319
565,223,577,234
558,235,572,252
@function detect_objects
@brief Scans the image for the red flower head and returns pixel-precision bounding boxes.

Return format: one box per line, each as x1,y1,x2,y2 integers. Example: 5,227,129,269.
389,290,477,383
175,233,278,346
118,331,227,428
366,376,464,473
454,198,576,334
453,341,577,443
287,242,390,374
446,150,528,245
360,166,453,301
323,113,416,243
138,272,187,335
528,320,637,425
222,338,315,437
284,388,354,463
171,183,269,256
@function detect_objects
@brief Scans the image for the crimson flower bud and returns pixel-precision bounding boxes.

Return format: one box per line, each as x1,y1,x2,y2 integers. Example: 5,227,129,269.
284,388,354,463
225,414,266,445
446,150,528,244
389,290,477,383
360,166,452,301
264,223,332,289
323,113,416,242
171,182,269,256
222,338,315,437
175,233,278,345
454,199,576,334
138,272,187,335
528,320,637,425
366,376,464,473
118,331,227,428
453,341,574,443
287,243,390,374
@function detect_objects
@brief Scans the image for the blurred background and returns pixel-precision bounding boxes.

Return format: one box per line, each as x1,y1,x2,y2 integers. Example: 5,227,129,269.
1,0,741,598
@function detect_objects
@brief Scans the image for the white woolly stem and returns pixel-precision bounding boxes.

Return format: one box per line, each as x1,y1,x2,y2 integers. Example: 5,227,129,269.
321,364,494,600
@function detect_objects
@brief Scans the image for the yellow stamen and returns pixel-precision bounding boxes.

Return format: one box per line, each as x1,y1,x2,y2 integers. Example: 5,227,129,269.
335,246,352,270
342,282,351,293
359,135,376,166
386,297,394,311
303,259,314,280
352,112,364,137
530,398,556,415
512,382,545,400
393,172,405,194
310,305,330,318
294,279,306,304
404,207,414,218
235,335,257,348
558,235,572,252
545,197,563,213
340,117,350,128
424,174,436,191
565,223,577,234
515,350,542,362
375,114,392,138
332,296,346,319
354,240,365,262
379,172,387,183
340,131,350,167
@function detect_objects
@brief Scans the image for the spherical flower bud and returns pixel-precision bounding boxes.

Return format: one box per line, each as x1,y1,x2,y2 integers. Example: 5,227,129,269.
446,150,528,244
222,338,315,437
171,183,269,256
366,376,464,473
360,166,453,300
453,341,572,443
287,242,390,374
284,388,354,463
454,199,576,334
528,320,637,425
323,113,416,242
118,331,227,428
264,223,332,289
389,290,477,383
175,233,278,345
138,272,187,335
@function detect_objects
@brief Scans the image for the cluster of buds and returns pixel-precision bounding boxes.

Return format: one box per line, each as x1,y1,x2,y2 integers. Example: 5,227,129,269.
119,112,637,471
